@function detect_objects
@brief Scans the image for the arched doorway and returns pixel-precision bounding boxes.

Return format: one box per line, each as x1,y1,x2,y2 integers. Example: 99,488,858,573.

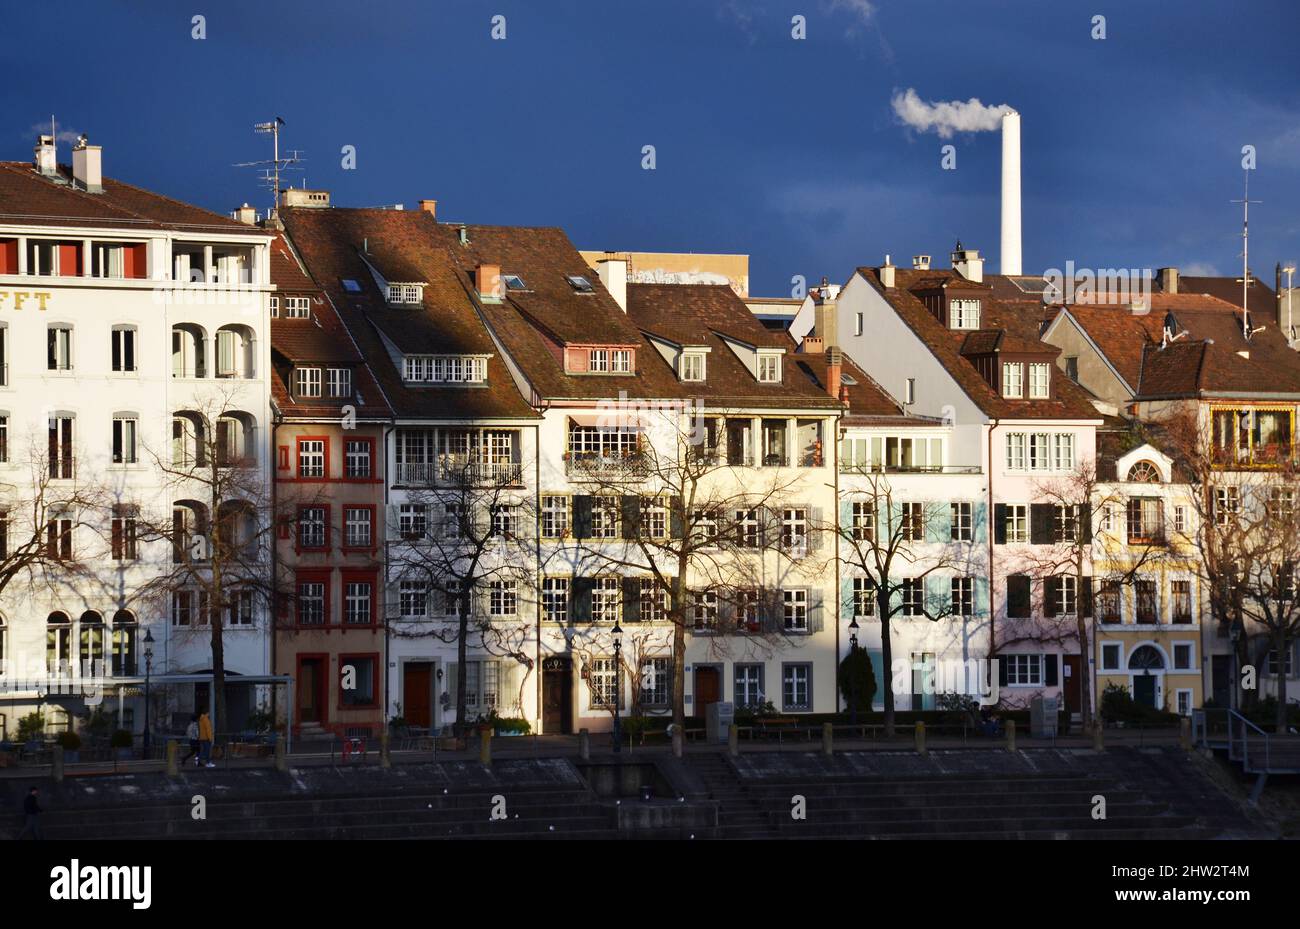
1128,644,1165,708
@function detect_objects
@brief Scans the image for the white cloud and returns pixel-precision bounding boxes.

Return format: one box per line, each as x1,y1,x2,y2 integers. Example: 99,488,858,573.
890,88,1012,139
826,0,876,30
1180,262,1222,277
28,120,83,145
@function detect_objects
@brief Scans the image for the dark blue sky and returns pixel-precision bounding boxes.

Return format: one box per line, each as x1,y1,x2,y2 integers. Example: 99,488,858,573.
4,0,1298,295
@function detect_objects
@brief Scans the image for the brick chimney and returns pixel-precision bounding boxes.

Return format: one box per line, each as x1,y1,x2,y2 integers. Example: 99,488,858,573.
476,262,501,300
826,347,843,402
813,277,838,346
418,199,437,218
801,336,824,354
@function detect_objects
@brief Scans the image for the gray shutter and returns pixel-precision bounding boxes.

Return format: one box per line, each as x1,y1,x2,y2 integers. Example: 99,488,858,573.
669,496,684,539
808,506,824,551
993,504,1007,545
572,496,593,539
499,660,521,714
446,662,459,709
1029,504,1053,545
1079,503,1093,543
621,495,640,539
808,588,825,633
1043,576,1060,617
622,576,641,623
571,576,594,622
1044,654,1059,687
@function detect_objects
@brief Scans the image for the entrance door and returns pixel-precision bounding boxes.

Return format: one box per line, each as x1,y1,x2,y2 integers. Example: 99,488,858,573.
542,658,573,734
1134,674,1157,708
1062,655,1082,715
694,666,721,719
1212,655,1231,707
298,658,325,723
404,663,433,728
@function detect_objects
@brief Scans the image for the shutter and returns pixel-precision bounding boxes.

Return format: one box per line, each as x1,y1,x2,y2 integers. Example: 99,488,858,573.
718,591,736,631
998,655,1009,687
1043,577,1060,617
926,574,947,619
669,496,684,539
1029,504,1052,545
1079,503,1093,543
571,576,594,623
1081,576,1094,618
1007,575,1030,618
446,662,459,710
760,589,782,634
973,501,988,544
993,503,1007,545
760,505,780,549
926,503,948,544
620,495,640,539
974,575,990,618
839,499,853,540
808,506,824,551
841,575,856,621
665,576,678,614
621,576,641,623
808,588,824,634
1044,654,1059,687
499,660,520,713
572,495,593,539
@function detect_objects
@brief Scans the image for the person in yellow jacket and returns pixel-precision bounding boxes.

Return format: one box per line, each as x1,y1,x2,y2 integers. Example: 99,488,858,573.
198,711,215,768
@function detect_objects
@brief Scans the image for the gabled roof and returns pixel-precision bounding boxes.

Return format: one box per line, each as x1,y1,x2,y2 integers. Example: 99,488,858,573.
856,266,1099,421
1172,274,1276,321
0,161,260,234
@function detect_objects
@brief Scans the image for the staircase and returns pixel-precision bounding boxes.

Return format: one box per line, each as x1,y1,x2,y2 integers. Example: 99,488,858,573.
688,753,775,838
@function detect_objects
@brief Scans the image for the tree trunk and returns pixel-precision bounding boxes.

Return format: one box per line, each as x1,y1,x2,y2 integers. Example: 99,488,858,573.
1076,613,1092,732
1275,629,1289,734
880,595,895,738
672,567,687,729
455,590,471,736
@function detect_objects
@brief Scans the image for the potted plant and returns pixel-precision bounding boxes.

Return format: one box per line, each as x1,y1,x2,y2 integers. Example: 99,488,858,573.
17,712,46,753
110,729,134,760
491,715,531,737
57,730,82,762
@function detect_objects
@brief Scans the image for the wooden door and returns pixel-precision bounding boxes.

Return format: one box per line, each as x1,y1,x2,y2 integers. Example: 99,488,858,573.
543,659,572,734
1134,674,1157,708
298,658,324,722
694,666,721,719
404,663,433,728
1062,655,1082,714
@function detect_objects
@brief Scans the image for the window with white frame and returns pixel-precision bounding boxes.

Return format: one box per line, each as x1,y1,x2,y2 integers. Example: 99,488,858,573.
399,580,428,619
950,502,972,542
680,353,705,381
227,589,254,626
443,580,464,619
1054,504,1078,543
590,497,619,539
344,581,372,625
1005,433,1026,471
541,496,569,538
1177,690,1192,716
783,588,809,632
440,502,468,540
781,508,808,552
297,582,325,625
1005,504,1028,543
402,355,487,383
735,508,761,548
298,439,325,478
757,354,781,383
542,577,569,623
111,326,137,373
852,501,875,541
901,578,924,617
0,417,6,464
692,507,719,545
610,349,632,373
639,578,667,622
1173,643,1193,671
47,326,73,371
1214,486,1240,525
782,664,811,711
296,367,322,398
1002,362,1023,397
490,504,519,539
112,415,138,464
853,577,876,618
1028,363,1050,398
326,368,352,398
345,440,371,478
588,349,609,372
588,657,619,709
951,577,974,616
1053,434,1075,470
1173,504,1188,534
489,580,517,617
900,502,925,542
386,284,423,305
691,589,719,631
269,295,280,318
592,577,621,623
284,296,311,318
344,507,372,548
398,503,427,539
1005,654,1043,686
1171,580,1192,623
735,664,764,709
640,657,669,706
1051,575,1078,615
951,298,981,329
299,507,327,549
1101,643,1121,671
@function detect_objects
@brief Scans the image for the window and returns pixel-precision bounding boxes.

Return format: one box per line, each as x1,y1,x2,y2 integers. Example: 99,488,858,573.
692,507,719,545
783,588,809,632
638,579,667,623
47,326,72,371
637,498,668,539
1005,433,1073,472
1002,362,1023,398
296,367,322,398
284,296,311,318
107,414,139,465
340,656,377,707
1173,643,1193,671
1005,433,1025,471
1053,504,1078,543
1135,580,1158,624
1101,643,1121,671
403,355,487,383
489,580,517,617
781,508,808,552
611,349,631,373
0,509,7,558
691,589,719,632
1065,356,1079,382
79,611,105,666
590,497,620,539
1005,505,1028,544
443,580,464,619
854,313,864,336
1266,649,1294,677
1214,486,1240,525
396,503,427,540
1098,581,1122,624
592,577,621,623
541,496,569,538
782,664,812,711
680,353,705,381
757,354,781,383
1177,690,1192,717
341,279,362,293
297,439,325,478
904,378,916,405
269,295,280,317
46,510,73,560
1126,497,1164,544
111,504,138,561
0,415,6,464
565,274,594,292
171,591,194,627
735,508,761,548
399,580,428,619
344,507,372,548
1048,575,1078,616
111,327,136,373
735,664,764,709
1173,505,1188,534
589,657,619,709
1028,363,1050,398
1005,654,1042,686
853,577,876,619
344,580,373,625
1171,580,1192,624
588,349,609,372
440,503,468,540
344,439,372,478
326,368,352,398
490,504,519,539
640,657,669,706
951,298,981,329
852,501,875,541
299,506,327,550
227,589,254,626
901,578,924,617
1127,460,1161,483
110,612,137,675
900,502,924,542
950,502,972,542
951,577,974,616
1029,433,1051,470
48,415,74,479
542,577,569,623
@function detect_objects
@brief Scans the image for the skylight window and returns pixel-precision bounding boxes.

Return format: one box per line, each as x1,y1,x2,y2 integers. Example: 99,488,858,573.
341,279,362,293
503,274,527,291
567,275,594,293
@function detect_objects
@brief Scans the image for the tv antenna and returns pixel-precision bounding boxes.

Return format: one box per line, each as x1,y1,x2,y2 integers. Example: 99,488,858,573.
1232,170,1262,339
233,117,304,214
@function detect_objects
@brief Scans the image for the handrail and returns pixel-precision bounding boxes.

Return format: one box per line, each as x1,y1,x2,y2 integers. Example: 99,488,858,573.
1196,706,1273,772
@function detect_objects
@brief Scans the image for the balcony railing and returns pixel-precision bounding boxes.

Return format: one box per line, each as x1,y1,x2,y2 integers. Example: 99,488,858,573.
840,463,983,475
395,458,523,486
565,450,650,479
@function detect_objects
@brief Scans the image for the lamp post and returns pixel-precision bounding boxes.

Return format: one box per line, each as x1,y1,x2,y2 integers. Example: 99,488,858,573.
611,620,623,754
848,617,860,726
142,629,155,758
1229,619,1244,712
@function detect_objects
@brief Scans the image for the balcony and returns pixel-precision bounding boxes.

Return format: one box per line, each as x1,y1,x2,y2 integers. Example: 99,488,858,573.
840,462,982,475
396,458,523,486
564,450,650,480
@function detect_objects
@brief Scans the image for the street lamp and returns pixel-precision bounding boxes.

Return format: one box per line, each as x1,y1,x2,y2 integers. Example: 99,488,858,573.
847,617,860,726
611,620,623,754
142,629,155,758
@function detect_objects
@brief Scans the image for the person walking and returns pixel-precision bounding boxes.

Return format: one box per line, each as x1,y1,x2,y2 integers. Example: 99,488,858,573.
182,714,200,766
17,786,43,840
198,710,215,768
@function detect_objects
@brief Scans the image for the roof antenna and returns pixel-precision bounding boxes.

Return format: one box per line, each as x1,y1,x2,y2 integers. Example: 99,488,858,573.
234,117,305,216
1232,169,1262,340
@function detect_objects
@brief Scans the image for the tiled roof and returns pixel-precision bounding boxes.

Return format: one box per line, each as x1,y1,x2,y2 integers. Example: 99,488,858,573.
0,161,258,233
1173,275,1277,321
856,267,1099,421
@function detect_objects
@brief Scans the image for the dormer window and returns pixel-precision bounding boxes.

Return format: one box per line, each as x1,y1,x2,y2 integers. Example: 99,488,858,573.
403,355,487,384
387,284,423,305
589,348,632,373
502,274,527,291
295,367,322,398
326,367,353,398
1002,361,1023,398
1028,362,1051,399
566,275,594,293
757,354,781,383
680,353,706,382
951,298,981,329
285,296,311,319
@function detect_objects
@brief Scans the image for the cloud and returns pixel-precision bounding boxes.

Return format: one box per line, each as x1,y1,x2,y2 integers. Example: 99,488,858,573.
1180,261,1222,277
890,88,1012,139
826,0,876,31
716,0,756,39
28,120,83,145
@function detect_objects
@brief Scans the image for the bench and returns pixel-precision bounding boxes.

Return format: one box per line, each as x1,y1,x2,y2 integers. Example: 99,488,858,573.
753,717,809,742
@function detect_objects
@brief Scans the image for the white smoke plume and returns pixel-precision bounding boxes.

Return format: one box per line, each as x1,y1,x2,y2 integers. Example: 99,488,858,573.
890,88,1012,139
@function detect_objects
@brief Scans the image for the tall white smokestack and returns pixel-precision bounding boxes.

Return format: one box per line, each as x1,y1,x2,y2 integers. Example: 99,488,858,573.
1000,109,1022,276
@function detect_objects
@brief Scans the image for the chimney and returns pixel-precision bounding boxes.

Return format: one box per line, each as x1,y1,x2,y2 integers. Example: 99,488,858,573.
34,134,57,176
825,346,843,402
951,243,984,283
232,203,258,225
476,262,501,301
880,255,895,288
1159,266,1179,294
418,199,438,218
596,252,628,312
1000,110,1022,276
912,255,931,271
279,187,331,208
1276,263,1283,328
801,336,825,354
813,277,838,346
71,135,102,193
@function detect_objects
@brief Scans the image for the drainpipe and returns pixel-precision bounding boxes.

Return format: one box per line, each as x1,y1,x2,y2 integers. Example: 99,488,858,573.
533,421,543,734
381,423,394,729
987,419,999,663
270,413,282,729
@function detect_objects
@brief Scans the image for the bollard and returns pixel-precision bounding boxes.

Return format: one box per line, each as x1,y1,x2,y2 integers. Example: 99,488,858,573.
52,745,64,782
728,724,739,757
822,722,834,756
165,739,179,777
672,727,684,758
274,735,288,772
379,731,391,769
914,721,927,756
578,728,590,760
479,729,492,767
1179,716,1192,752
1092,721,1104,752
1005,719,1017,752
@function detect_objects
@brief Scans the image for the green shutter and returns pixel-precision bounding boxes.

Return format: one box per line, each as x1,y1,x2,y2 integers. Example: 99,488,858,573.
973,501,988,544
974,575,990,618
841,575,856,622
926,503,948,544
926,574,948,618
